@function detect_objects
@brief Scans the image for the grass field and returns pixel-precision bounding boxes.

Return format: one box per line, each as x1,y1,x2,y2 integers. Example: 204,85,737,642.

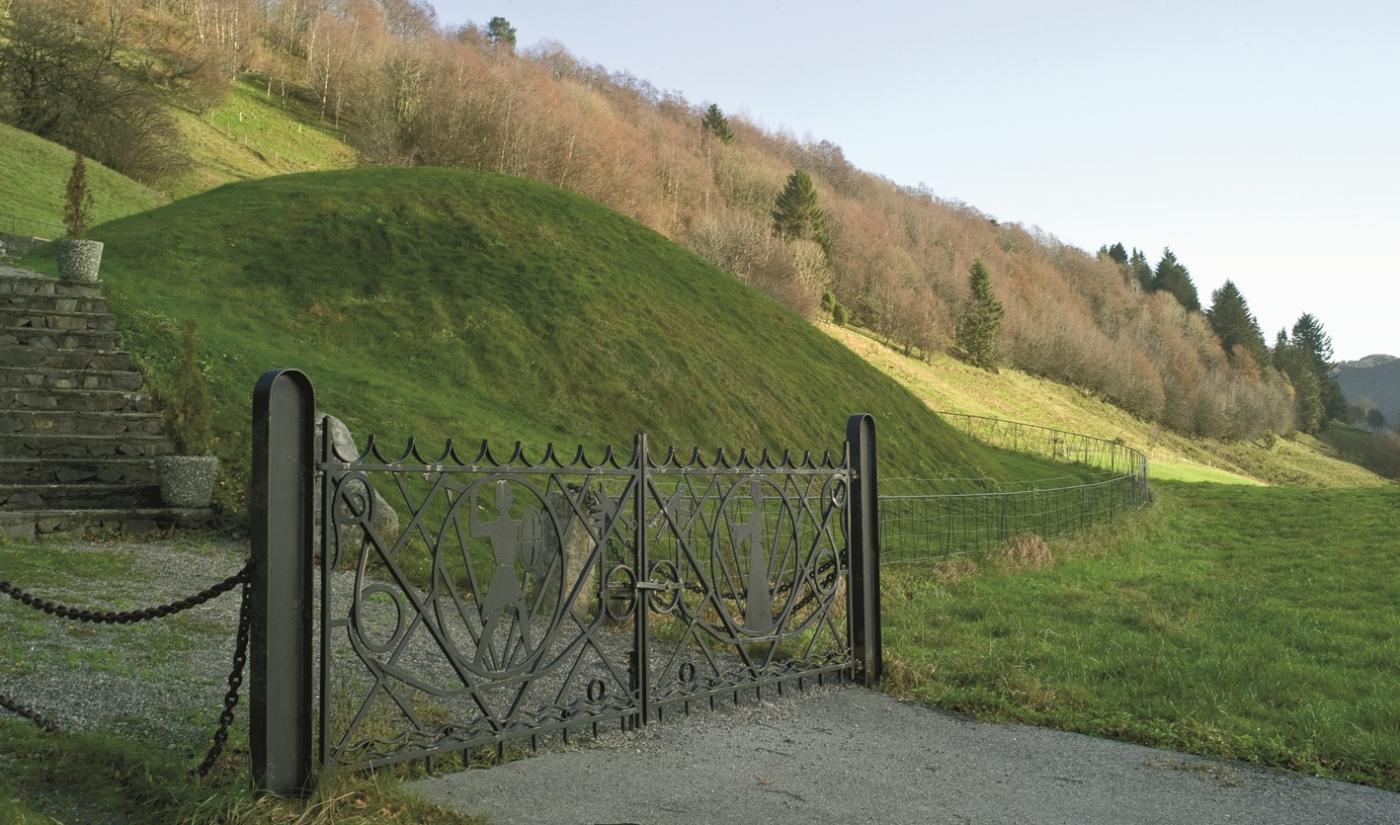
884,481,1400,790
167,79,355,198
22,167,1067,514
0,123,169,238
828,324,1388,489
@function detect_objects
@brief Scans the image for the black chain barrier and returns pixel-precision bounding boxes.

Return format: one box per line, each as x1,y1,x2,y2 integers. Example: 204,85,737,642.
0,561,252,779
0,690,58,733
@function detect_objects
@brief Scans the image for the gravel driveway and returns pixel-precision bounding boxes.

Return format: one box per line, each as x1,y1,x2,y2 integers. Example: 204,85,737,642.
411,687,1400,825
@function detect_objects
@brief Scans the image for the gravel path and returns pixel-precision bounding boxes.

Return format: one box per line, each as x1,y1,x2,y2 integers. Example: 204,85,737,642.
0,538,249,754
411,687,1400,825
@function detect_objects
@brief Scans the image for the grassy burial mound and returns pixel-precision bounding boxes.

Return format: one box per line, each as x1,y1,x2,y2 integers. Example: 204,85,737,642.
25,167,1061,508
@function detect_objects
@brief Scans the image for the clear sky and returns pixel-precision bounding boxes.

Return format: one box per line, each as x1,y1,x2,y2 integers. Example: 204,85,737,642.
435,1,1398,360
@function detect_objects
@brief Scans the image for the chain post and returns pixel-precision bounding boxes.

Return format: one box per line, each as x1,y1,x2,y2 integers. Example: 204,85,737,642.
250,369,315,796
846,414,882,686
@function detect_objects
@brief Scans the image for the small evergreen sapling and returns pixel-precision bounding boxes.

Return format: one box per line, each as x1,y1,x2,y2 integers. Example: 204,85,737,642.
64,152,93,239
165,320,214,455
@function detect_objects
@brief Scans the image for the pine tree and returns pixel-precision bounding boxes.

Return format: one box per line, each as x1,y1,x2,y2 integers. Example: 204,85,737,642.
700,103,734,144
486,16,517,51
1290,362,1324,433
955,259,1004,370
772,169,827,247
1289,314,1334,374
1272,329,1290,371
1107,242,1128,265
1129,248,1154,292
1290,314,1346,423
1152,248,1200,311
1206,281,1268,365
63,152,92,239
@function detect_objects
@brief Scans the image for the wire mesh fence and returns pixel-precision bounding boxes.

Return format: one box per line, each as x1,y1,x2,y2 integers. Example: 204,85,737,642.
881,413,1149,565
0,213,64,240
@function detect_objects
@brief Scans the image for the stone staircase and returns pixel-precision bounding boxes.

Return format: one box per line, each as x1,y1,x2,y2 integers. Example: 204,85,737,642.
0,265,212,537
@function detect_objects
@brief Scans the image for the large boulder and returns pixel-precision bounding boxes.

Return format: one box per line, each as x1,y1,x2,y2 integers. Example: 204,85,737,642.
316,413,401,551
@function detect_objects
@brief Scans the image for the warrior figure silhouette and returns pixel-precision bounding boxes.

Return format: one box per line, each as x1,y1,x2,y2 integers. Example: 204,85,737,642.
731,479,773,633
471,482,534,670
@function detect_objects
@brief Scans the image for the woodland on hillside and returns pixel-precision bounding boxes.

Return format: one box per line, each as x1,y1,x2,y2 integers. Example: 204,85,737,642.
0,0,1350,440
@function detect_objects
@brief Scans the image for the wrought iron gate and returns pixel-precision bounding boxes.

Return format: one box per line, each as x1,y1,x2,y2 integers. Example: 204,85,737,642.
247,370,881,793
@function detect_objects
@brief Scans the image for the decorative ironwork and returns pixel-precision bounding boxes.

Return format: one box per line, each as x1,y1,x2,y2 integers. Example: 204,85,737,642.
318,431,856,769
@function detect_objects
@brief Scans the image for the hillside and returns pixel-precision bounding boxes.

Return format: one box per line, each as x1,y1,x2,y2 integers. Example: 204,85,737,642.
1336,357,1400,422
0,122,168,237
0,0,1317,444
827,325,1389,488
166,78,355,198
21,168,1064,509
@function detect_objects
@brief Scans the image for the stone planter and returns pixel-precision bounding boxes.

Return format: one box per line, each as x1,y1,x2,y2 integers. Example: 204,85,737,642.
56,238,104,283
154,455,219,508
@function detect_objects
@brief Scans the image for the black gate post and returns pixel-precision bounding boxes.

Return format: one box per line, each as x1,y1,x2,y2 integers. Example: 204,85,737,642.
632,432,650,728
250,369,315,796
847,414,882,686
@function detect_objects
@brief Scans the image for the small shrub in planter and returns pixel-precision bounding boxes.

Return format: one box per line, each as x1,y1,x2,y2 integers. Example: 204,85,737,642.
154,321,219,508
56,152,104,283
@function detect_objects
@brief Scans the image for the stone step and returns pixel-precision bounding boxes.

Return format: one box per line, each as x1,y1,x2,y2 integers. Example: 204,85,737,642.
0,410,164,436
0,387,152,412
0,306,118,332
0,326,122,350
0,347,134,371
0,457,156,485
0,366,143,391
0,433,173,458
0,268,102,300
0,483,162,510
0,293,107,314
0,507,214,539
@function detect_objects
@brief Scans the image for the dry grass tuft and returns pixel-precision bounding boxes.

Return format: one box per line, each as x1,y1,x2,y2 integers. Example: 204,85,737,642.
991,533,1052,571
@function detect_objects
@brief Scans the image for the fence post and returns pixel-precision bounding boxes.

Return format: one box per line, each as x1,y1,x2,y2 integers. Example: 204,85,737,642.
250,369,315,796
847,414,882,687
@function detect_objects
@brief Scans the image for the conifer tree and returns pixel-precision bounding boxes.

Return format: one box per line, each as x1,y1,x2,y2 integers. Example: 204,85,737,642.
64,152,92,239
955,259,1004,370
487,16,517,51
1290,313,1347,422
772,169,827,248
1290,314,1334,373
1152,248,1200,311
700,103,734,144
1290,361,1324,433
1107,242,1128,265
1129,248,1154,292
1206,281,1268,365
1272,329,1290,371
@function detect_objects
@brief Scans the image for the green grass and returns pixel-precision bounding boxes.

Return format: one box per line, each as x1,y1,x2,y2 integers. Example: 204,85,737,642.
0,123,169,237
166,78,355,198
0,719,477,825
829,324,1389,488
23,167,1062,514
884,481,1400,789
